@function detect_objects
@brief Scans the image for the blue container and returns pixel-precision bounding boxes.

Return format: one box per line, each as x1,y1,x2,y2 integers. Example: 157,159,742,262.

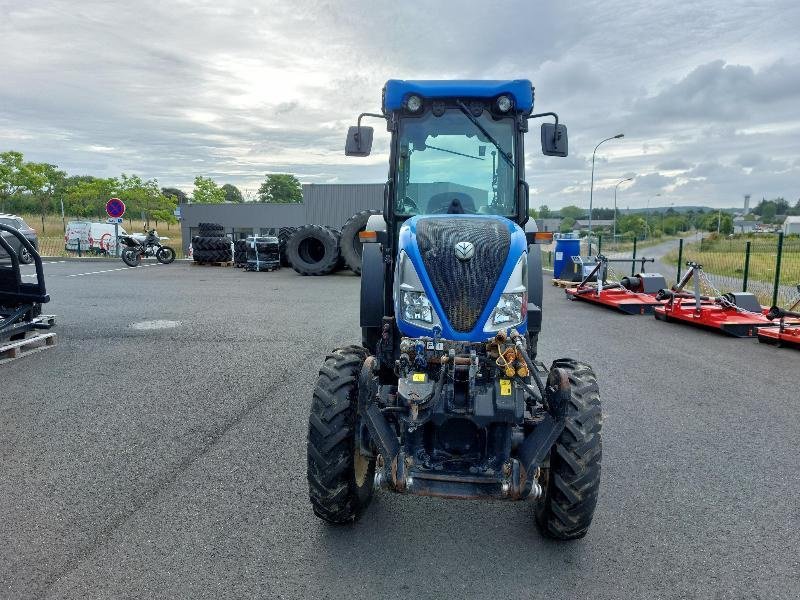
554,238,580,279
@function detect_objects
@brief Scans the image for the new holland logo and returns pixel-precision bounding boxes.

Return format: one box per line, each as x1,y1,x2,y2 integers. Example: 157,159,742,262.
454,241,475,261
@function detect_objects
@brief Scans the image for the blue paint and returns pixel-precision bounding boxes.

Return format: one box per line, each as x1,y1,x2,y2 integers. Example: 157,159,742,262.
396,214,527,342
383,79,534,113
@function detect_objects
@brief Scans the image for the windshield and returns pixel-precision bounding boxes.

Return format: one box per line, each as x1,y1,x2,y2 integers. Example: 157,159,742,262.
395,108,516,216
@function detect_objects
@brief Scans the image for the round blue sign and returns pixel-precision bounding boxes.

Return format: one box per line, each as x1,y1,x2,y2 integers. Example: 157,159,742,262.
106,198,126,218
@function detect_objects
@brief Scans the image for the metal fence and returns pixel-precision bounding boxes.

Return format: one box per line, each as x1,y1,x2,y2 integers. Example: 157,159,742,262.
671,233,800,307
35,236,186,259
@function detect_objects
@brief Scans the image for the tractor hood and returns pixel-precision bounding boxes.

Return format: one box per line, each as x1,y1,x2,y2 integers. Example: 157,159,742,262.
394,214,528,341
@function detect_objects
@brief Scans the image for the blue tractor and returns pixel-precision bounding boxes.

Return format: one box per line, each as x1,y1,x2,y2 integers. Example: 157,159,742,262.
307,80,602,539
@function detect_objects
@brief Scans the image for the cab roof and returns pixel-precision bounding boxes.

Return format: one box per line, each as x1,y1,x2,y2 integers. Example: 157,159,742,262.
383,79,533,113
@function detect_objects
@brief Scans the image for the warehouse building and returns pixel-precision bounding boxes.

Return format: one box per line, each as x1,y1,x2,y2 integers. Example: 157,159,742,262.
180,183,383,249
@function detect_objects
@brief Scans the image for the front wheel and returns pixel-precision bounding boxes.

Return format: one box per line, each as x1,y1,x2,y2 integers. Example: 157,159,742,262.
156,246,176,264
307,345,375,523
122,248,141,267
535,358,602,540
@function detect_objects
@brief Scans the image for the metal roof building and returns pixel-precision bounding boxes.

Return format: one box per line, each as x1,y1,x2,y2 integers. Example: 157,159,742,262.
180,183,383,249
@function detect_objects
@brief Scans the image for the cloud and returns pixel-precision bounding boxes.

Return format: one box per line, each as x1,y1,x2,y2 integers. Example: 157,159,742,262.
0,0,798,208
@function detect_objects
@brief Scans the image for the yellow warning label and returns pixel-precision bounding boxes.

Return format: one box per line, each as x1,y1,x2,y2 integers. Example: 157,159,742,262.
500,379,512,396
412,373,426,382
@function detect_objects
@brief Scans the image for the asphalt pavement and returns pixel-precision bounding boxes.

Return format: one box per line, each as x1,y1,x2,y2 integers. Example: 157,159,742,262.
2,259,798,599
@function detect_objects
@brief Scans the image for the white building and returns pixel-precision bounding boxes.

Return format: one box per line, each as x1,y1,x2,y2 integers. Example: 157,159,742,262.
783,216,800,235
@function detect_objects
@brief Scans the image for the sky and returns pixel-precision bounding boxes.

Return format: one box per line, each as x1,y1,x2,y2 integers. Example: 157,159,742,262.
1,0,800,210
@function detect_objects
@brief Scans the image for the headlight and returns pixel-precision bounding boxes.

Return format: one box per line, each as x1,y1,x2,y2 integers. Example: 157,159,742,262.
484,253,527,332
491,292,527,325
401,291,434,323
394,249,441,329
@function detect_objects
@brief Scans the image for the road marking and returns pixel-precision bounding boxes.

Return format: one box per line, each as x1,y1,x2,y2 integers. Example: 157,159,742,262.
67,263,162,277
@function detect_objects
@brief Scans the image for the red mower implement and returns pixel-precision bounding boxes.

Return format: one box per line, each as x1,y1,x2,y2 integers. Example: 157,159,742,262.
757,288,800,349
565,255,665,315
654,262,774,338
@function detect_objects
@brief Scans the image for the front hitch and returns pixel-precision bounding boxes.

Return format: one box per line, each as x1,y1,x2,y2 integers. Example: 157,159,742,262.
513,367,571,499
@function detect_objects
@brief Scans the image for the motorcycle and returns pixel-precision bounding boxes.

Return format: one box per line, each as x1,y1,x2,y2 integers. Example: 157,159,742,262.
119,230,176,267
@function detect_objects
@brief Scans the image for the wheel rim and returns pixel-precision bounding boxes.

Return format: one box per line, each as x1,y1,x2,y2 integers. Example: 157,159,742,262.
21,247,31,262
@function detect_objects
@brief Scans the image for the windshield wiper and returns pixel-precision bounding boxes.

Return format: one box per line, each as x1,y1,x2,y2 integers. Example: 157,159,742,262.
455,100,514,167
425,144,485,161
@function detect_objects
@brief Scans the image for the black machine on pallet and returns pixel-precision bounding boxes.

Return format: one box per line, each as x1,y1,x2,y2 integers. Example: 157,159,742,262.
0,224,55,347
245,236,280,272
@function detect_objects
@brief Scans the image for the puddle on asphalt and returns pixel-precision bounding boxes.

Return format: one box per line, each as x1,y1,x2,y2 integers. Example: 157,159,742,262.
129,320,182,330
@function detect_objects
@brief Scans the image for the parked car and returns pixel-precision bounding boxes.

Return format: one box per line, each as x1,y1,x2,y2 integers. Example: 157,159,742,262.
0,213,39,264
64,221,129,255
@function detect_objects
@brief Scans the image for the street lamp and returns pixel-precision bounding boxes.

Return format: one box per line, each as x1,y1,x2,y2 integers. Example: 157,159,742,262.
645,193,661,239
589,133,624,253
613,177,633,240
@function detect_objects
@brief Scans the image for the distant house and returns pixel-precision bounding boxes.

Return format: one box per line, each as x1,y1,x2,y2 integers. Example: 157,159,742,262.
784,216,800,235
574,219,614,230
733,218,761,234
536,218,562,232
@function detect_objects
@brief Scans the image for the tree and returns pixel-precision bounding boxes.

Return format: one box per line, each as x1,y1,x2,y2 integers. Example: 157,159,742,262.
65,177,118,218
22,162,65,233
559,217,576,233
528,207,539,219
539,205,552,218
257,173,302,203
222,183,244,203
161,187,188,204
617,215,647,238
559,205,585,220
0,151,25,213
192,176,225,204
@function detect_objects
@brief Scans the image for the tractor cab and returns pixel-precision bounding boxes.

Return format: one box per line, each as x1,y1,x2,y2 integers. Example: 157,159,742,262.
348,80,567,353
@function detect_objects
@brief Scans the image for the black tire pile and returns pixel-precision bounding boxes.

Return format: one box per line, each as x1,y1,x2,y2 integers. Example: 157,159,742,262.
283,210,380,276
277,227,297,267
193,222,232,264
233,239,248,267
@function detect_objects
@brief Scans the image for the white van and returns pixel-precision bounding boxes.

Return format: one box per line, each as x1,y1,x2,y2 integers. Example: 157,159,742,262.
64,221,128,255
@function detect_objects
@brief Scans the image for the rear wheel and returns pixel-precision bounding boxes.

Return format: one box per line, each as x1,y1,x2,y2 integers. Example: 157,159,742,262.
122,248,141,267
156,246,176,264
307,345,375,523
535,358,602,540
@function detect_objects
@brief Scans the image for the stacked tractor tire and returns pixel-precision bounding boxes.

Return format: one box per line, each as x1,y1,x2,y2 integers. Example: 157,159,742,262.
284,210,380,276
192,222,232,264
233,239,248,267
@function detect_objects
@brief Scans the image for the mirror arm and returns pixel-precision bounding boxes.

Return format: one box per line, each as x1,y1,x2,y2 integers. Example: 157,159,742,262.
356,112,384,151
529,112,559,144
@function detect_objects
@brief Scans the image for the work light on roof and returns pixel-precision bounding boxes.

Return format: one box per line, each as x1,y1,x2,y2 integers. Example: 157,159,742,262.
405,94,423,113
496,95,513,113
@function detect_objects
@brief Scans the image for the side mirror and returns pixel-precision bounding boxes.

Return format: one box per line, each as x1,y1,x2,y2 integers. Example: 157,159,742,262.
345,125,374,156
541,123,568,157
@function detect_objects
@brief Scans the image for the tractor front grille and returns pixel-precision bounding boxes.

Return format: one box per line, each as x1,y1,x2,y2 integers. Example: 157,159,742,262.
416,217,510,332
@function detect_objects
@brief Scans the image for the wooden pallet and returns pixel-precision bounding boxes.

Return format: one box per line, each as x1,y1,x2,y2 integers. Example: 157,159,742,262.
191,261,233,267
552,278,580,288
0,332,57,365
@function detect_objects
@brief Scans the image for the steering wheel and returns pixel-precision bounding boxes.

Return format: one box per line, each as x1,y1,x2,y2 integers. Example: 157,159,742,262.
399,196,418,212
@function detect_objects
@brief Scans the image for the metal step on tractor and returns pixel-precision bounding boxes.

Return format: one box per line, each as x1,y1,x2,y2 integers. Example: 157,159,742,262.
306,80,602,540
